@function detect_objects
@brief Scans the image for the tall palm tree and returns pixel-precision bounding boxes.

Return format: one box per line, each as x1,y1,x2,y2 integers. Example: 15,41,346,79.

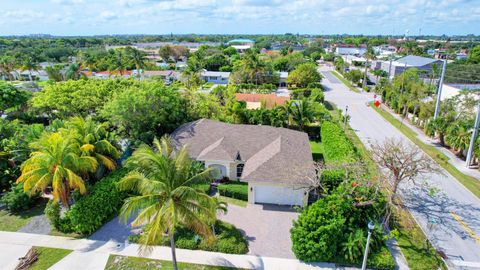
362,46,376,90
118,137,217,270
17,132,97,207
64,117,120,173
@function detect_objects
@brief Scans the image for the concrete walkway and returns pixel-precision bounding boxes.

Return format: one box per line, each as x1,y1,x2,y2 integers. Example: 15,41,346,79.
381,105,480,180
1,231,340,270
17,214,51,235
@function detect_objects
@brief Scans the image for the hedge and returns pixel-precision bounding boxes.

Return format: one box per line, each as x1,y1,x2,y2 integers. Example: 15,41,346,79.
321,121,356,163
217,181,248,201
62,169,129,235
129,221,248,254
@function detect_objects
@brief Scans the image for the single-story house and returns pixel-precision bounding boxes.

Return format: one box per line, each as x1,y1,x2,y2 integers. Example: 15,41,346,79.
143,70,180,83
227,39,255,53
335,44,367,56
171,119,314,206
235,93,290,109
200,71,230,84
379,55,443,79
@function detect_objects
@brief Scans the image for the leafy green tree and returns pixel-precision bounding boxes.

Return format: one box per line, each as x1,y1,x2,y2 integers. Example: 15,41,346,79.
287,62,322,89
101,81,186,143
230,49,279,85
17,132,97,207
118,137,217,269
468,45,480,63
0,56,17,81
204,54,229,71
0,82,31,115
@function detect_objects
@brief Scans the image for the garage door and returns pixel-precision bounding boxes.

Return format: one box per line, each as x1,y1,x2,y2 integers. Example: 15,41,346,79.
254,185,304,206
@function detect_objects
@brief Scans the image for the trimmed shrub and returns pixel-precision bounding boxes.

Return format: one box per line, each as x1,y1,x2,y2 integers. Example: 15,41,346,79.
217,181,248,201
0,183,38,212
45,200,61,229
321,121,356,163
368,246,396,270
63,169,129,235
129,221,248,254
320,169,345,191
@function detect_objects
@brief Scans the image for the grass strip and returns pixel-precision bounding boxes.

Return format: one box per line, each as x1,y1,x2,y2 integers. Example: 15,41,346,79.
331,70,361,93
29,246,73,270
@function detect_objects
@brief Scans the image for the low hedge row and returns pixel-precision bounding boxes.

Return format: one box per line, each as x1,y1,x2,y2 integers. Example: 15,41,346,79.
129,221,248,254
48,169,129,235
217,181,248,201
321,121,356,163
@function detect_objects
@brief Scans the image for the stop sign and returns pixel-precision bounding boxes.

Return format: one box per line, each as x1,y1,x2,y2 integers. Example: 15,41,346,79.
374,100,381,108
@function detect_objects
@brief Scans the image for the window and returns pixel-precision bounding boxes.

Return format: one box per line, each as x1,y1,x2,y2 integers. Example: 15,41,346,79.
236,164,244,178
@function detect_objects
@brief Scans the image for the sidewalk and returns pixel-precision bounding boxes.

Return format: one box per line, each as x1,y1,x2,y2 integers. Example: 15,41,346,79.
0,231,340,270
381,105,480,180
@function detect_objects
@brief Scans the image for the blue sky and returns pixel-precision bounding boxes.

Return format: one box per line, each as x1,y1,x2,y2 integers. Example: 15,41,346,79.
1,0,479,36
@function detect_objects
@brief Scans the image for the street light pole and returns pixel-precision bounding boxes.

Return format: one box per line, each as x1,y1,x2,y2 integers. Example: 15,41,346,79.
466,103,480,167
344,106,349,130
433,60,447,119
361,221,375,270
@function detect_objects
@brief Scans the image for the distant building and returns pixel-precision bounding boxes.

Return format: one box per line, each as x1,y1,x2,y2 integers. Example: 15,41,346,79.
279,72,288,88
200,71,230,84
235,93,290,109
335,44,367,56
379,55,443,79
227,39,255,53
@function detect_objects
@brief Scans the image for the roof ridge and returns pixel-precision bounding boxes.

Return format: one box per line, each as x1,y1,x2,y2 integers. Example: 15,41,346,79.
197,136,224,159
241,135,281,179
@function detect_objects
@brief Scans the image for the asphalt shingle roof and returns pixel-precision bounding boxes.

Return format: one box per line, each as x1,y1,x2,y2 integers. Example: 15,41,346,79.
171,119,314,186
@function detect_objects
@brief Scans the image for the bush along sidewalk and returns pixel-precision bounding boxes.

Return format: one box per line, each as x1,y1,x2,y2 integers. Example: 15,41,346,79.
45,169,129,235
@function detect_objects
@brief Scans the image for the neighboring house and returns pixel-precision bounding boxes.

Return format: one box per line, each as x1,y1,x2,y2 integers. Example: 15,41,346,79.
227,39,255,53
379,55,443,79
235,93,290,109
13,70,49,81
92,70,133,79
171,119,314,206
279,72,288,88
143,70,180,83
335,44,367,56
200,71,230,84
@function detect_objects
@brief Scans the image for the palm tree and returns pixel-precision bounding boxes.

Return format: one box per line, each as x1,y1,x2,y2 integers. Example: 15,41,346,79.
362,46,376,90
126,47,147,79
285,99,315,130
64,117,120,174
20,55,39,83
17,132,97,207
445,121,472,157
118,137,217,270
0,56,16,81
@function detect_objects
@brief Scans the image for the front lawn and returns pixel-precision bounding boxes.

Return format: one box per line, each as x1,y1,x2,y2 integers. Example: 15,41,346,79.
310,140,324,161
105,255,244,270
217,181,248,201
218,195,247,208
0,202,46,232
28,246,73,270
129,221,248,254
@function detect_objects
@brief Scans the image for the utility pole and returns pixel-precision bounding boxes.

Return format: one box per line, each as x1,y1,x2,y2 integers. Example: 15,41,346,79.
361,221,375,270
466,103,480,167
433,60,447,119
387,55,393,81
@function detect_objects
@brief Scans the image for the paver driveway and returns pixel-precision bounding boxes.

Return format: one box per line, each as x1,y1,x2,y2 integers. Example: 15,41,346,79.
219,204,298,259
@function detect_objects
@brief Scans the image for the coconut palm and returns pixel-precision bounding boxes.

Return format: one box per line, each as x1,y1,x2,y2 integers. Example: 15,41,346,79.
20,55,39,83
64,117,120,173
362,46,376,89
17,132,97,207
125,47,147,78
118,137,217,270
285,99,315,130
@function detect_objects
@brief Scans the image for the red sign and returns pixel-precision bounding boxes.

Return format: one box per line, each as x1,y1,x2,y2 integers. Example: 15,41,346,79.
374,100,381,108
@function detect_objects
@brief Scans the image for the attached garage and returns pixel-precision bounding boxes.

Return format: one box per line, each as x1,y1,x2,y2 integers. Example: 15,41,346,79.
252,184,306,206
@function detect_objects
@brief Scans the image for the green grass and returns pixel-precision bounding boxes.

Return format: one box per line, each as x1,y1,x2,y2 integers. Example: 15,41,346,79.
310,140,324,161
28,246,73,270
393,210,447,270
371,104,480,199
331,70,360,93
219,195,248,207
105,255,244,270
0,202,46,232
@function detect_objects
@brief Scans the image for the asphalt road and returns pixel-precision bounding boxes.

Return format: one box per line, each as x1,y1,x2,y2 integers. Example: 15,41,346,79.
320,66,480,269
